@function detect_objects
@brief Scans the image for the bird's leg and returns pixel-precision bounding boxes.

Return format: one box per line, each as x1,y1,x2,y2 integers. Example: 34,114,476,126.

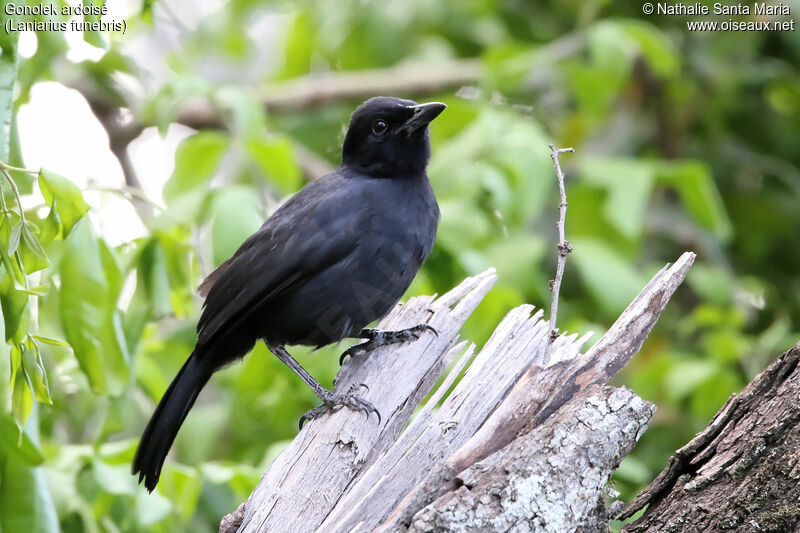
339,323,438,365
266,342,381,429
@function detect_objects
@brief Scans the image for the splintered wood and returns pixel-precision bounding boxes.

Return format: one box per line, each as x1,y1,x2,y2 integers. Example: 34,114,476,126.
223,252,696,533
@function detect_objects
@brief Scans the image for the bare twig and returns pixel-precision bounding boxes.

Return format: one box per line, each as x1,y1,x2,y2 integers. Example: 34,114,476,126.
83,184,169,215
546,144,575,359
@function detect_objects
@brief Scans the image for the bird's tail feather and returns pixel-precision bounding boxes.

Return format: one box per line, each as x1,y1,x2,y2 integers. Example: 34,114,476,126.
132,352,212,491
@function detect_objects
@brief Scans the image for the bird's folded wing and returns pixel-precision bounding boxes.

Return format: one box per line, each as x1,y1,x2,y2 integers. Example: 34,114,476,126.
196,176,364,346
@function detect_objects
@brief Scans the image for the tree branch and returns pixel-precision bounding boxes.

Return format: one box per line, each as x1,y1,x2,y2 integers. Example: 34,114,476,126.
77,60,481,186
178,59,482,129
84,96,153,220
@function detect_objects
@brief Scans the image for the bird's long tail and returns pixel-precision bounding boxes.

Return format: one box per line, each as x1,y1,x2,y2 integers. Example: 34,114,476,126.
132,352,212,491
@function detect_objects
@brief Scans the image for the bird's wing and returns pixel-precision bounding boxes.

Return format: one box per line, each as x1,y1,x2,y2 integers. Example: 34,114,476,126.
197,257,233,298
196,174,363,346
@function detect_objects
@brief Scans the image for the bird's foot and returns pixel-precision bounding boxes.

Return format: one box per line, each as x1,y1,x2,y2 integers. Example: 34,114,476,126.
299,383,381,429
339,324,438,365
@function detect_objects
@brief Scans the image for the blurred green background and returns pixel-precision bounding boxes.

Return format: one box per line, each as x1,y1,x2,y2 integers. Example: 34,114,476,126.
1,0,799,531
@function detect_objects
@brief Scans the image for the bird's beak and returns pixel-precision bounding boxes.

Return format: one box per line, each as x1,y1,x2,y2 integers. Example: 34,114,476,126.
398,102,447,136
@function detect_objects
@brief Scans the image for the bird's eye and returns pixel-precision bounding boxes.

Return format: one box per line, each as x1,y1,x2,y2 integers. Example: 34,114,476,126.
372,119,388,135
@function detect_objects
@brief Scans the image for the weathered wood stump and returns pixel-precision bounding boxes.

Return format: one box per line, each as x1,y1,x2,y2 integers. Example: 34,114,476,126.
222,253,697,532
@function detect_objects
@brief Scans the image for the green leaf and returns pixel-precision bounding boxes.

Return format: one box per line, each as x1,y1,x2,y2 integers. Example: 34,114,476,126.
578,157,655,239
279,11,315,78
99,236,124,302
0,462,59,533
484,233,547,295
217,88,267,138
82,0,109,49
17,285,48,297
163,132,229,203
5,106,32,194
656,160,732,241
38,169,91,241
436,198,492,252
488,119,552,222
687,263,734,306
588,21,636,78
59,219,130,396
131,237,173,325
621,21,679,78
0,212,22,263
0,268,29,343
614,454,652,485
157,227,194,318
135,489,172,526
689,368,741,420
483,45,543,93
563,60,627,120
159,465,202,520
19,221,49,274
8,221,20,256
665,358,718,401
0,414,44,465
32,335,69,347
9,344,20,387
244,136,302,194
570,237,647,316
12,364,33,430
92,458,135,495
22,340,50,404
210,186,264,264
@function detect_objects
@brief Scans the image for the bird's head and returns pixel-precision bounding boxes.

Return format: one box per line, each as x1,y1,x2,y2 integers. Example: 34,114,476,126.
342,96,446,177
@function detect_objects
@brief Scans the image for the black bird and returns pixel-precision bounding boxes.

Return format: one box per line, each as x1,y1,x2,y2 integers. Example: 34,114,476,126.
132,96,445,491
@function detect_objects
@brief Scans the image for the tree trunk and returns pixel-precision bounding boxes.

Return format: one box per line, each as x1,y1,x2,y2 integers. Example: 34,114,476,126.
618,342,800,533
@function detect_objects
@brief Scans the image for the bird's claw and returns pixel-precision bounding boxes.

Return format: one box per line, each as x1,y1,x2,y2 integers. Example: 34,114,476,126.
339,344,361,365
413,324,439,338
339,323,438,365
299,384,381,429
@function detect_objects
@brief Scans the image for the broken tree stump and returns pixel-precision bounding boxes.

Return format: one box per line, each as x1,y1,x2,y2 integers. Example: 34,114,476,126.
221,252,696,533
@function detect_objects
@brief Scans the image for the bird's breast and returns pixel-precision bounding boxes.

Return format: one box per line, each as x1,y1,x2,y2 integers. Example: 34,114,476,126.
264,176,438,346
325,179,437,330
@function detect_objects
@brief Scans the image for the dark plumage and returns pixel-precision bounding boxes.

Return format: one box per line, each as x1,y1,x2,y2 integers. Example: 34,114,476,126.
132,96,445,491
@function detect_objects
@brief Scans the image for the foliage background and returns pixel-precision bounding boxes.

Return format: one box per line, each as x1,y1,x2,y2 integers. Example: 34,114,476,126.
1,0,799,531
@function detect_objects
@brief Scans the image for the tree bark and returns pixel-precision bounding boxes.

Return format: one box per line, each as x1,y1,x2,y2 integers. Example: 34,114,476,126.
619,342,800,533
220,252,697,533
403,386,654,533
